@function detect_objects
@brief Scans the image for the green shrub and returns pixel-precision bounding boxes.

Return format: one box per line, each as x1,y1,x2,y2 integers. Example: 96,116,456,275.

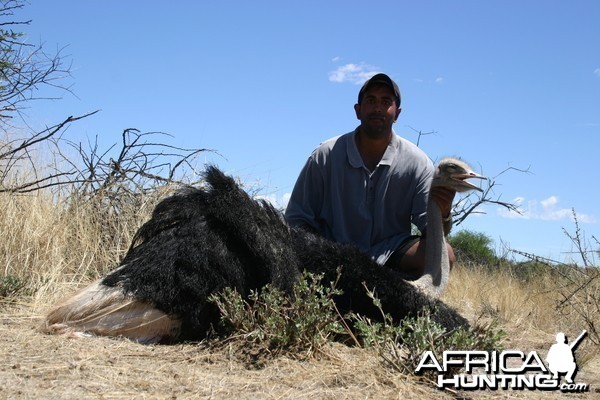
209,270,346,356
0,274,27,299
449,230,497,266
351,287,505,377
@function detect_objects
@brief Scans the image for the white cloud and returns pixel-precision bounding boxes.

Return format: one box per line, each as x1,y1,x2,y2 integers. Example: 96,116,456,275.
280,192,291,210
578,215,597,224
497,197,528,219
540,195,558,208
255,193,276,204
328,63,380,85
255,192,292,211
413,76,445,84
594,68,600,78
497,195,596,223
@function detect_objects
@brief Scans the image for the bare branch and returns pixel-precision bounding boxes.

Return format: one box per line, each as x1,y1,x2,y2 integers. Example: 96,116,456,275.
452,164,531,227
408,126,529,228
406,126,436,147
561,209,594,268
0,111,98,160
508,248,567,267
1,1,74,127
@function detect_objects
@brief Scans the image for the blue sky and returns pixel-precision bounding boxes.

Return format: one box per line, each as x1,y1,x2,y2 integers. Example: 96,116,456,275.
16,1,600,264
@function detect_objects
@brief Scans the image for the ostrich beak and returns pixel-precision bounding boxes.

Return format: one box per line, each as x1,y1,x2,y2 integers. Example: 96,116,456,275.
451,171,486,192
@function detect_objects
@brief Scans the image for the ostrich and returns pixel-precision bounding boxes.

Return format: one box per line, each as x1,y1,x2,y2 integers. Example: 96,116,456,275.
40,158,484,343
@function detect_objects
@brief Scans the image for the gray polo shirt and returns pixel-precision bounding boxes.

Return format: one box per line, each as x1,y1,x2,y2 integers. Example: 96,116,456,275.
285,129,434,265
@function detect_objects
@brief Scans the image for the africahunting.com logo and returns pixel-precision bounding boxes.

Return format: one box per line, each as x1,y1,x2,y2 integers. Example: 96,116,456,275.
416,330,589,393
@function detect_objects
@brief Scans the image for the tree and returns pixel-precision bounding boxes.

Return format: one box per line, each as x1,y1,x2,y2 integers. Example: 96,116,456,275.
0,1,208,194
0,0,72,127
449,230,496,266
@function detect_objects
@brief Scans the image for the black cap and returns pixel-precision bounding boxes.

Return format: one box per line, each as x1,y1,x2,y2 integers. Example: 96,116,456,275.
357,73,401,108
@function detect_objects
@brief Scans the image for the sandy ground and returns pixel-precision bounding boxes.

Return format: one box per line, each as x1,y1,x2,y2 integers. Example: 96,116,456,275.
1,305,598,400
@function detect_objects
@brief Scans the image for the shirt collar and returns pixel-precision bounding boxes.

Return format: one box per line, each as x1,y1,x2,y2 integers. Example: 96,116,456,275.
347,128,400,169
380,132,400,166
347,129,364,168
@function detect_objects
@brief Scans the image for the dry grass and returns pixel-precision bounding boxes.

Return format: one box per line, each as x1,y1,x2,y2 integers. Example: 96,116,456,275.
0,189,166,305
1,190,599,399
444,264,558,334
1,305,442,400
3,303,598,400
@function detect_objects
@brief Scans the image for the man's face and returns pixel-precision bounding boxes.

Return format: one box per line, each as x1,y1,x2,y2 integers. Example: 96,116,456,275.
354,84,401,139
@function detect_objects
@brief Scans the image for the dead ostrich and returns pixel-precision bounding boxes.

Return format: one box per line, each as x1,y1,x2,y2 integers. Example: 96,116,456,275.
41,158,484,343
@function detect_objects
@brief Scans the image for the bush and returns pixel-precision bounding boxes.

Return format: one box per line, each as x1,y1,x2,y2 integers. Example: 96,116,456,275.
350,287,505,377
209,270,346,357
449,230,496,267
0,275,27,299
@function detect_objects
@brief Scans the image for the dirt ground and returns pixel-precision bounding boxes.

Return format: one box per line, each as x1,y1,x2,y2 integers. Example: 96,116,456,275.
1,305,598,400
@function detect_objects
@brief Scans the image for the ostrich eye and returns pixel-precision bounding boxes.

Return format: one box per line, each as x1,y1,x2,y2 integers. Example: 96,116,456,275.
445,164,458,172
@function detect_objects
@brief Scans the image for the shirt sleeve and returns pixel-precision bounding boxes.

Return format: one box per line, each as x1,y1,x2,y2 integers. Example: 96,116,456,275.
284,155,325,234
411,160,435,234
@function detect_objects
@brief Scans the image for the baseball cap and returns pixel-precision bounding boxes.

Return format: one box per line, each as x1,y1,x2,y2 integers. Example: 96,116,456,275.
357,73,401,108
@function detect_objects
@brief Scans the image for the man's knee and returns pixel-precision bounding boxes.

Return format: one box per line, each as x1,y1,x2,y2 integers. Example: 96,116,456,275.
387,239,456,277
385,238,425,278
447,242,456,270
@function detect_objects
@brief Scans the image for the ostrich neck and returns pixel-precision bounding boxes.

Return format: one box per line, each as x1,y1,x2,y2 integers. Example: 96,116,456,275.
414,194,449,297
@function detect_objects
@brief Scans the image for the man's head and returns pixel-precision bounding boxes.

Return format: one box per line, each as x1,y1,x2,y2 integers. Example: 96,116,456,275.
354,73,402,139
357,73,401,109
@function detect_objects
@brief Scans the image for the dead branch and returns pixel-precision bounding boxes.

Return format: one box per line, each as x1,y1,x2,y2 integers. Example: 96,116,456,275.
57,128,213,214
0,112,97,160
452,164,531,227
0,112,99,193
0,0,74,127
406,126,436,147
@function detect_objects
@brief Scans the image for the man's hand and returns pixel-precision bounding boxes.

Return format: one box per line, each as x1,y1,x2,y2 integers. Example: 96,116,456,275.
430,186,456,218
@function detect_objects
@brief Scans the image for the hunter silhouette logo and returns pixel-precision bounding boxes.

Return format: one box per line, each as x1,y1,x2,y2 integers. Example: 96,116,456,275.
415,330,589,392
546,330,586,384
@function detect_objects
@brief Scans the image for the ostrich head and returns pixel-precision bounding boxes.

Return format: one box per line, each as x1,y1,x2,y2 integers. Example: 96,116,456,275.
432,157,485,193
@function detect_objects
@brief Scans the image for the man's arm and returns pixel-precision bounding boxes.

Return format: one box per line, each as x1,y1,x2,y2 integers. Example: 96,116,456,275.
284,157,325,234
411,162,435,235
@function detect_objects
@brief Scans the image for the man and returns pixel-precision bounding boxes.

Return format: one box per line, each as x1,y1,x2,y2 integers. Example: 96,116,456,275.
284,73,455,279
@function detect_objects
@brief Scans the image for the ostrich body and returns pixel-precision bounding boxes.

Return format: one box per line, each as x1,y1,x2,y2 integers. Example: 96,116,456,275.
41,158,484,343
